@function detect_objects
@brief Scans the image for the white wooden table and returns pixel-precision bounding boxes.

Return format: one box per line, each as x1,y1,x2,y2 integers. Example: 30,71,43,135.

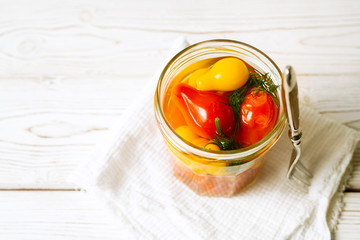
1,0,359,239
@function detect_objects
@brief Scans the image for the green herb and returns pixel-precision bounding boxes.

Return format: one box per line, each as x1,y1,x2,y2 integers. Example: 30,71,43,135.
226,161,246,167
247,72,280,107
228,82,252,125
209,117,239,150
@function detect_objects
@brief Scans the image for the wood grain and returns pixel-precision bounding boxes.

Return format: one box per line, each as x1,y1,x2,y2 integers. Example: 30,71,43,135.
348,145,360,190
0,75,359,189
0,77,146,188
0,191,358,239
0,0,359,238
0,0,359,78
0,191,135,240
0,0,359,189
336,192,360,239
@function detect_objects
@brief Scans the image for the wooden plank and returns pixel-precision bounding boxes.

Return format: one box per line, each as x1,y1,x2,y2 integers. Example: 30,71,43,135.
0,1,359,190
0,191,136,240
0,0,359,238
0,0,359,78
0,77,145,189
335,192,360,239
0,191,358,239
348,144,360,190
0,75,359,189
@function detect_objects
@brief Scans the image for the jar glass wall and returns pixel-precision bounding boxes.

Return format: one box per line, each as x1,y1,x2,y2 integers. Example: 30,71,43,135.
155,39,286,197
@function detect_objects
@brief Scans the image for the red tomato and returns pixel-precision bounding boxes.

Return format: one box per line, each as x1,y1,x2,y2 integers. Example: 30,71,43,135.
172,83,236,139
235,88,278,147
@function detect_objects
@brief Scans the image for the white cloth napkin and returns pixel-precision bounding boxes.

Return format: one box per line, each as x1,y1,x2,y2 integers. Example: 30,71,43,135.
70,38,360,240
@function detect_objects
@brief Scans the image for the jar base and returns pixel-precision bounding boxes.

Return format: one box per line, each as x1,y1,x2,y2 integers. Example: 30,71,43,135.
171,157,261,197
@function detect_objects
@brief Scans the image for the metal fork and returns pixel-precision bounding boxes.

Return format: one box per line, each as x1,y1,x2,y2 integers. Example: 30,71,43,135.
282,66,313,192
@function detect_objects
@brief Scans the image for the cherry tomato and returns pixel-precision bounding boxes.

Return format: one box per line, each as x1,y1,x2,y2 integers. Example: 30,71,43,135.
235,88,278,147
195,57,249,92
172,83,236,139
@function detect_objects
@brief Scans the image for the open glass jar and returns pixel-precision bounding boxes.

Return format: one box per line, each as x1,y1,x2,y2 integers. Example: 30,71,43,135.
154,40,286,197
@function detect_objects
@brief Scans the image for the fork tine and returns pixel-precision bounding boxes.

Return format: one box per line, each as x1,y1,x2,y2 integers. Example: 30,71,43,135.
292,167,311,186
295,161,313,178
287,174,309,193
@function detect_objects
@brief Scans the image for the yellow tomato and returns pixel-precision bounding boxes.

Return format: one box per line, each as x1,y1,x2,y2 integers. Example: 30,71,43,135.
204,142,220,151
192,137,209,148
188,68,209,87
206,161,228,176
175,126,199,142
191,137,221,152
174,127,227,176
196,57,249,91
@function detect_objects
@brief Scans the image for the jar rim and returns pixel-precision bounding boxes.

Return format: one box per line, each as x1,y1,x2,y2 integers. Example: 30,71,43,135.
155,39,286,161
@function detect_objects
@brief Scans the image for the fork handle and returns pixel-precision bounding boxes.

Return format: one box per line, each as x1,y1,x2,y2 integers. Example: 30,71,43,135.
288,129,302,147
282,66,302,140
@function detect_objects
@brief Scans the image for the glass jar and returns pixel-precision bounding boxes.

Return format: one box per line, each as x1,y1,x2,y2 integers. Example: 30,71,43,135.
154,39,286,197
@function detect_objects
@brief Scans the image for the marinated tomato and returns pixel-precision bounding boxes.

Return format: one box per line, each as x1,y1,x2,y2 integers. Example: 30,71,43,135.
235,88,278,147
172,83,236,139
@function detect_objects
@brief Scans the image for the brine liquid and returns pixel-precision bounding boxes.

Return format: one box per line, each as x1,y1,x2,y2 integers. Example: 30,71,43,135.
162,56,272,196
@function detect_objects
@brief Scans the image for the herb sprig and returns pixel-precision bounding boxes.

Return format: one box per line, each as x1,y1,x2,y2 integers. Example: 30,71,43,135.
207,117,239,150
248,71,279,106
